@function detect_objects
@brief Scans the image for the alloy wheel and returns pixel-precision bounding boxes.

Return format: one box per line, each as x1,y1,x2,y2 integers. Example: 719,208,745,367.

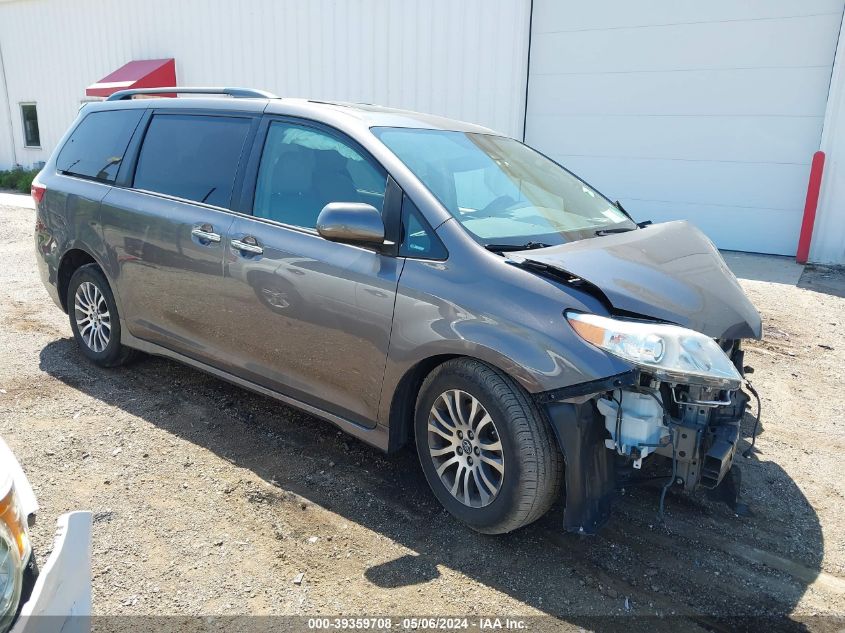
427,389,504,508
74,281,111,353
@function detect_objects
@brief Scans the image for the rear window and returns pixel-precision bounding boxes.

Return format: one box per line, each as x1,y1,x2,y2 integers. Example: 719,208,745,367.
56,109,143,183
133,114,251,208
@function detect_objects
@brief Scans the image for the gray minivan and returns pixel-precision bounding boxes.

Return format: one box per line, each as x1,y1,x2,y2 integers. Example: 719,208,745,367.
33,87,762,535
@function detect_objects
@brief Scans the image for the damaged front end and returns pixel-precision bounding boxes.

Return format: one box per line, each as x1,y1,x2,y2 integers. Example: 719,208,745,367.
539,341,754,534
506,221,763,533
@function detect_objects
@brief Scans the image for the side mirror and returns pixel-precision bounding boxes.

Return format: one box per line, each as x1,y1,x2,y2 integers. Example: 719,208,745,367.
316,202,385,247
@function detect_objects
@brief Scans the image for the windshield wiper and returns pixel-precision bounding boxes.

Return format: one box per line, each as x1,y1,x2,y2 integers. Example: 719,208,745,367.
615,200,653,228
485,241,552,253
594,227,636,236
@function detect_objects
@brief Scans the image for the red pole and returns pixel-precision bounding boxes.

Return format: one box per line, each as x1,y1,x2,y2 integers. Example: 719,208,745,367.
796,151,825,264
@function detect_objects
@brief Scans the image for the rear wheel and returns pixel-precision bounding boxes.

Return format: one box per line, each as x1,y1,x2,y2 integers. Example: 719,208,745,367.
415,358,563,534
67,264,135,367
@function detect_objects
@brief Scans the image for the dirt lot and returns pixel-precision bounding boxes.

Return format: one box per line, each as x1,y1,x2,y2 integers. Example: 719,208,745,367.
1,198,844,631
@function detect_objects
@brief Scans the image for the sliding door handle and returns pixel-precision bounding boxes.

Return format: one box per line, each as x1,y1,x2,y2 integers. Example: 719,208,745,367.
191,225,221,243
231,237,264,255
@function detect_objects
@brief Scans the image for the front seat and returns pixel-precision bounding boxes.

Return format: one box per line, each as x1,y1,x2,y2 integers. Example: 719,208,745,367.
266,147,322,227
313,150,359,212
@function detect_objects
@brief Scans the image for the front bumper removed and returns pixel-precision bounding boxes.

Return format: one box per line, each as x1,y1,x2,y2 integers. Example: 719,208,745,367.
540,369,752,535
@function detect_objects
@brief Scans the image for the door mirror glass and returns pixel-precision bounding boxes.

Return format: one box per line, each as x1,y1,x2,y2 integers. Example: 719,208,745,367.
316,203,385,246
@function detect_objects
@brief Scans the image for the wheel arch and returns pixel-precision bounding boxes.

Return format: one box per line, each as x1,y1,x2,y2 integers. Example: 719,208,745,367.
57,247,99,312
383,345,548,453
56,243,125,315
385,353,462,452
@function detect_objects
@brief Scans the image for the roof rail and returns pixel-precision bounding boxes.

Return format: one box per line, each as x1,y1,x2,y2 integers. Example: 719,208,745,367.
106,87,279,101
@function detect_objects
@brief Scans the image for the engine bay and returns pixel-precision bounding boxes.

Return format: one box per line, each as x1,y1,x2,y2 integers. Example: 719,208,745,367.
542,340,759,533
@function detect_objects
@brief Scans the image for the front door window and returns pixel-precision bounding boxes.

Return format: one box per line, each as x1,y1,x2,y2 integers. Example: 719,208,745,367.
253,122,387,229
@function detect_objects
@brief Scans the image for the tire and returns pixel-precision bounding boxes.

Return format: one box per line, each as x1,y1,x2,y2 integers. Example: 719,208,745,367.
67,264,135,367
414,358,563,534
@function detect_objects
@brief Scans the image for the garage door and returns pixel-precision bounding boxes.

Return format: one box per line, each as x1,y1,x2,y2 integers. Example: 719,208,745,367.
524,0,844,255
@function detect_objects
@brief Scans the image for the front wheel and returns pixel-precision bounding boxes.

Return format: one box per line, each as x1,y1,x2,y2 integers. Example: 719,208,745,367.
415,358,563,534
67,264,135,367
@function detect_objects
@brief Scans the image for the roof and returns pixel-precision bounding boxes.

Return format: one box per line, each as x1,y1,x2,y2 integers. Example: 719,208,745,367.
283,100,499,134
84,90,502,135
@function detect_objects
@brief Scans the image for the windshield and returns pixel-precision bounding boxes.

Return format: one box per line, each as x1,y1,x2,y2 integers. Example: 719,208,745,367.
372,127,635,248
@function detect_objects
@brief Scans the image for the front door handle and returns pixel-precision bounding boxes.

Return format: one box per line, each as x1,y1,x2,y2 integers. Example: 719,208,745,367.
191,224,221,243
231,236,264,255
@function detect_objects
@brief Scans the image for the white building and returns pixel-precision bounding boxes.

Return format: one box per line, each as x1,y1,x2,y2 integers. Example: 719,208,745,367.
1,0,843,264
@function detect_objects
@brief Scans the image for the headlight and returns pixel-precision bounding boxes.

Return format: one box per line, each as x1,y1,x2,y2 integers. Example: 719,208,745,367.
0,520,22,633
0,469,29,632
566,311,742,390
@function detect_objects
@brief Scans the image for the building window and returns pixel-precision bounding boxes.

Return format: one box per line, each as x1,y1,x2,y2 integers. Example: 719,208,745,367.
21,104,41,148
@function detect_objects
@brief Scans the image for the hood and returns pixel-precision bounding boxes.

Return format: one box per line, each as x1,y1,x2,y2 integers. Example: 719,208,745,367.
510,221,762,340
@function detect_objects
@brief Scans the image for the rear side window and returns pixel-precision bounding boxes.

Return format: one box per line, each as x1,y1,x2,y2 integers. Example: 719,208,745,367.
133,114,251,208
57,110,143,183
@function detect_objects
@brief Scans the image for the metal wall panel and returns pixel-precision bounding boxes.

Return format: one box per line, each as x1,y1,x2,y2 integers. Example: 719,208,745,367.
0,0,530,168
0,38,14,169
813,13,845,264
525,0,845,256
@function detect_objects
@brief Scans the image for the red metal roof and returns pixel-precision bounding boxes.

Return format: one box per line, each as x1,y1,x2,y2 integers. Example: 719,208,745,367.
86,58,176,98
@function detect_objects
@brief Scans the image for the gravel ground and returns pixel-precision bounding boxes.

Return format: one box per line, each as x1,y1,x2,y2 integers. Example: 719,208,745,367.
1,199,844,631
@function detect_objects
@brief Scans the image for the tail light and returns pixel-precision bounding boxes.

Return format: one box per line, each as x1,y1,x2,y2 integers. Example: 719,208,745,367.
30,180,46,204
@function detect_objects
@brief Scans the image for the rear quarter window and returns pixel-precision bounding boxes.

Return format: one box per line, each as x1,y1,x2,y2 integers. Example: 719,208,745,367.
132,113,251,208
56,109,144,183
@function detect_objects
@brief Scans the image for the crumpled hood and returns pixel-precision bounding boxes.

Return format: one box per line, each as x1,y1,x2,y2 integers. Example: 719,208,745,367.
511,221,762,340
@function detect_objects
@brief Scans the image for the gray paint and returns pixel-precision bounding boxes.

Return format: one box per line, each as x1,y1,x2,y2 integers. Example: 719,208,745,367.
34,96,762,452
218,213,404,427
514,221,763,340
